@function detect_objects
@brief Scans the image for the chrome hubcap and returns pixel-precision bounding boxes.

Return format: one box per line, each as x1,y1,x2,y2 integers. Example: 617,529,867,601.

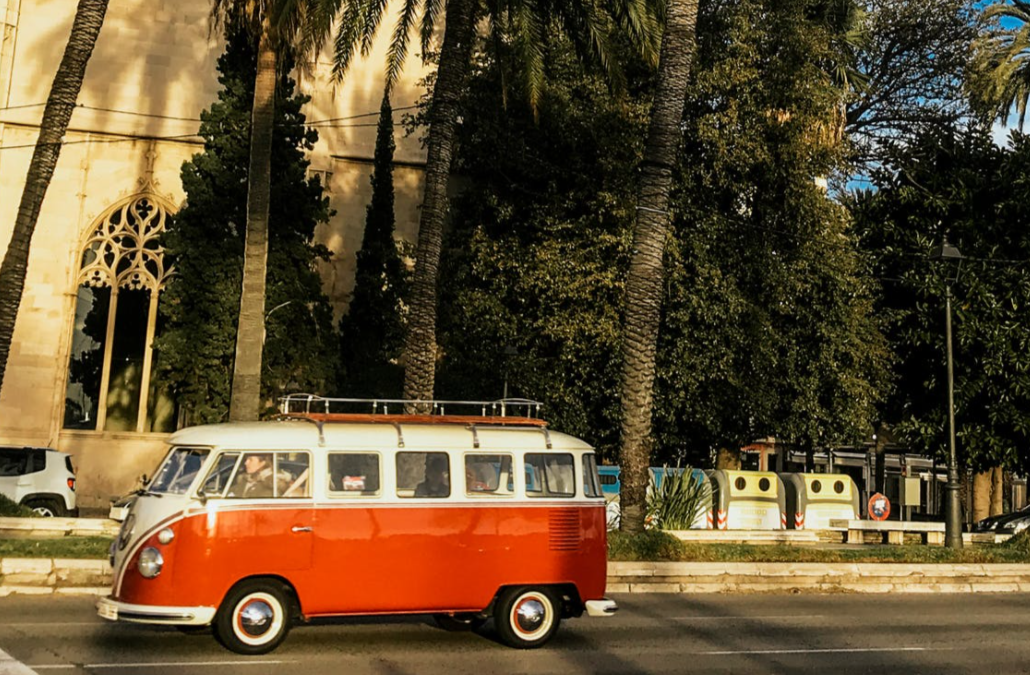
514,598,546,633
238,600,274,637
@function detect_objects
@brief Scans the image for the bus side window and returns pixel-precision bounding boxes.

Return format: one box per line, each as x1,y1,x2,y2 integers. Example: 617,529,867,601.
278,453,310,498
225,451,309,499
199,452,240,498
525,454,575,498
396,452,450,498
328,452,381,496
464,454,513,496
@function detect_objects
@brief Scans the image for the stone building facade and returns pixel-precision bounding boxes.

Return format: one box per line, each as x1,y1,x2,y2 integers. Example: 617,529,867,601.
0,0,429,507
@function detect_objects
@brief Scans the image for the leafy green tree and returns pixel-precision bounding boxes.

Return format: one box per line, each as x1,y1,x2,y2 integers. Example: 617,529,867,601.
652,0,888,465
851,125,1030,475
309,0,658,406
0,0,108,393
337,94,408,398
155,28,337,424
438,0,887,472
436,39,650,447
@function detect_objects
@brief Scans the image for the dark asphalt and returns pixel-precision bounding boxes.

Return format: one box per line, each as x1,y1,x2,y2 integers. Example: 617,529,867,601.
0,593,1028,674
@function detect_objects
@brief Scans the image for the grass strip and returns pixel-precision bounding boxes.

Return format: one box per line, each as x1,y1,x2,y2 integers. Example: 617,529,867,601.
0,494,36,518
0,537,111,559
608,529,1030,564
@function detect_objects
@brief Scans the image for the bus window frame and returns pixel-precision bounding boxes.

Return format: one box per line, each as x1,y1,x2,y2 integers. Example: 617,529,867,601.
217,450,313,500
326,451,383,498
462,452,515,498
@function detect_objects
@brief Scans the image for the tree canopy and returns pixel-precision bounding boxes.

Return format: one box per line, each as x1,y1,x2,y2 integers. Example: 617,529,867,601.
851,125,1030,473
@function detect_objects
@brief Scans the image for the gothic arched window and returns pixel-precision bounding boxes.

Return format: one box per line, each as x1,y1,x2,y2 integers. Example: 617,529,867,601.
63,194,177,433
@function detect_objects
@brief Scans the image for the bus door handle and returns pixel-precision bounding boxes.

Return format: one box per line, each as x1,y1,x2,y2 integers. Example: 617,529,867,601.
291,526,313,533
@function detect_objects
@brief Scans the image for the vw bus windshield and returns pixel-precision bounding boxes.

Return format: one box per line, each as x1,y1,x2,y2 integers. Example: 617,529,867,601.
148,447,210,495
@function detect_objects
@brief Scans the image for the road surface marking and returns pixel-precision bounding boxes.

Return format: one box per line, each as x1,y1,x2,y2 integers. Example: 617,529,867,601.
0,647,38,675
667,615,828,621
701,647,936,655
31,661,287,670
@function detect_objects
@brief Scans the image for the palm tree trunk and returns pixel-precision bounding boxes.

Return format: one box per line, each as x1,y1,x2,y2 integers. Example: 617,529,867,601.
228,20,276,422
0,0,108,393
401,0,476,408
617,0,698,534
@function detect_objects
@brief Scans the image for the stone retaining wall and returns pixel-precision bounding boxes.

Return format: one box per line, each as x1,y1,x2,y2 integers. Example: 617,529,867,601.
608,561,1030,593
0,558,112,597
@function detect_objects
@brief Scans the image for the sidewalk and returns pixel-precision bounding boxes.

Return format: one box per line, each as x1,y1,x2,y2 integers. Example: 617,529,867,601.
3,558,1030,596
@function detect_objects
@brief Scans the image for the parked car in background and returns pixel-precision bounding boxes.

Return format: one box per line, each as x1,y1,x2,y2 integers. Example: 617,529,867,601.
0,446,78,517
972,504,1030,534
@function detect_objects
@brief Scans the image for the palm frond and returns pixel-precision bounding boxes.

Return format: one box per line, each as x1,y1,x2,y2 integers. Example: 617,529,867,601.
419,0,444,59
302,0,345,55
972,2,1030,126
385,0,424,92
330,0,375,82
360,0,395,56
511,0,547,116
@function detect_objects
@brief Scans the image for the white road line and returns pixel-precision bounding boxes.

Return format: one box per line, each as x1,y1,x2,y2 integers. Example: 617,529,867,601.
0,624,98,628
31,661,287,670
700,647,937,656
0,647,39,675
666,615,829,621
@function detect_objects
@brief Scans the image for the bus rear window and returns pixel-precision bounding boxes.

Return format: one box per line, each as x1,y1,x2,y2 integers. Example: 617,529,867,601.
525,454,575,498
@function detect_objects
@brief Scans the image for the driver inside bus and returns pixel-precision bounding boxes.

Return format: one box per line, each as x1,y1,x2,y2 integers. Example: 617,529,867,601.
230,453,276,498
415,455,449,497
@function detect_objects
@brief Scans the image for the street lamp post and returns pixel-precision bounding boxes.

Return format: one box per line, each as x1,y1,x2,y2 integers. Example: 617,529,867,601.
933,235,963,549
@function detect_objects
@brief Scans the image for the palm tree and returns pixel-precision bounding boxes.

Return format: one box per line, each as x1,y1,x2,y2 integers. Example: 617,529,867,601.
617,0,698,534
0,0,109,394
309,0,657,406
972,0,1030,128
209,1,311,421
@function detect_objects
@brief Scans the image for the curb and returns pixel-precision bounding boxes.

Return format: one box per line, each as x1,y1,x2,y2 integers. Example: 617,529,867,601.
0,518,119,539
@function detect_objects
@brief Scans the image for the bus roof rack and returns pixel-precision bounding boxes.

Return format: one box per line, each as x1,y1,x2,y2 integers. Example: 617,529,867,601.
277,394,548,427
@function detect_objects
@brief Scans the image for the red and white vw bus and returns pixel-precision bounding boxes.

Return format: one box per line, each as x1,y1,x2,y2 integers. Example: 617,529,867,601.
98,397,616,654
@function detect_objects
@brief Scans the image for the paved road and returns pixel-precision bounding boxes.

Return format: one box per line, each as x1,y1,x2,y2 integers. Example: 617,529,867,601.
1,593,1028,674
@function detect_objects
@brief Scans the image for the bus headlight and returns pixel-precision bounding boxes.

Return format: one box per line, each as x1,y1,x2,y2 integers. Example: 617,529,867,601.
137,547,164,578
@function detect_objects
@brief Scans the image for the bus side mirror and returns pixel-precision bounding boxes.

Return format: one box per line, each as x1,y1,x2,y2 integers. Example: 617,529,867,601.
196,489,208,505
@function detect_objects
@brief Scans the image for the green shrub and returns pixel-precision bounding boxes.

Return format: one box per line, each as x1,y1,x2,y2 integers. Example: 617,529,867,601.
0,493,36,518
646,467,710,530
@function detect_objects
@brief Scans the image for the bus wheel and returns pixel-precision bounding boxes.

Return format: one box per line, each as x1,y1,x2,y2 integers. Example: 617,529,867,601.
214,580,291,655
434,613,486,632
495,587,560,649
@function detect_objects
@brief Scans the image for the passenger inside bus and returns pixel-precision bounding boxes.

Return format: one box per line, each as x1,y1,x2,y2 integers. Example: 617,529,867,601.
415,455,450,497
230,453,276,498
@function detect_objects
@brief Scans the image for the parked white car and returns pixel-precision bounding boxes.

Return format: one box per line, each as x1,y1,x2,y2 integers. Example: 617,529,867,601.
0,446,78,517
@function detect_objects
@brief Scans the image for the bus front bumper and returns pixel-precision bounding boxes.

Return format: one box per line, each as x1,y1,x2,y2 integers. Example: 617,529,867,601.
97,596,217,626
585,598,619,617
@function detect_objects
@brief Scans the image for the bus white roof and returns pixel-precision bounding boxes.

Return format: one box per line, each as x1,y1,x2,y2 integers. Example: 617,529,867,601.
167,419,593,452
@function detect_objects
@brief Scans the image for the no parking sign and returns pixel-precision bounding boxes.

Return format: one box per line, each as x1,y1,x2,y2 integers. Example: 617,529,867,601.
867,492,890,521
